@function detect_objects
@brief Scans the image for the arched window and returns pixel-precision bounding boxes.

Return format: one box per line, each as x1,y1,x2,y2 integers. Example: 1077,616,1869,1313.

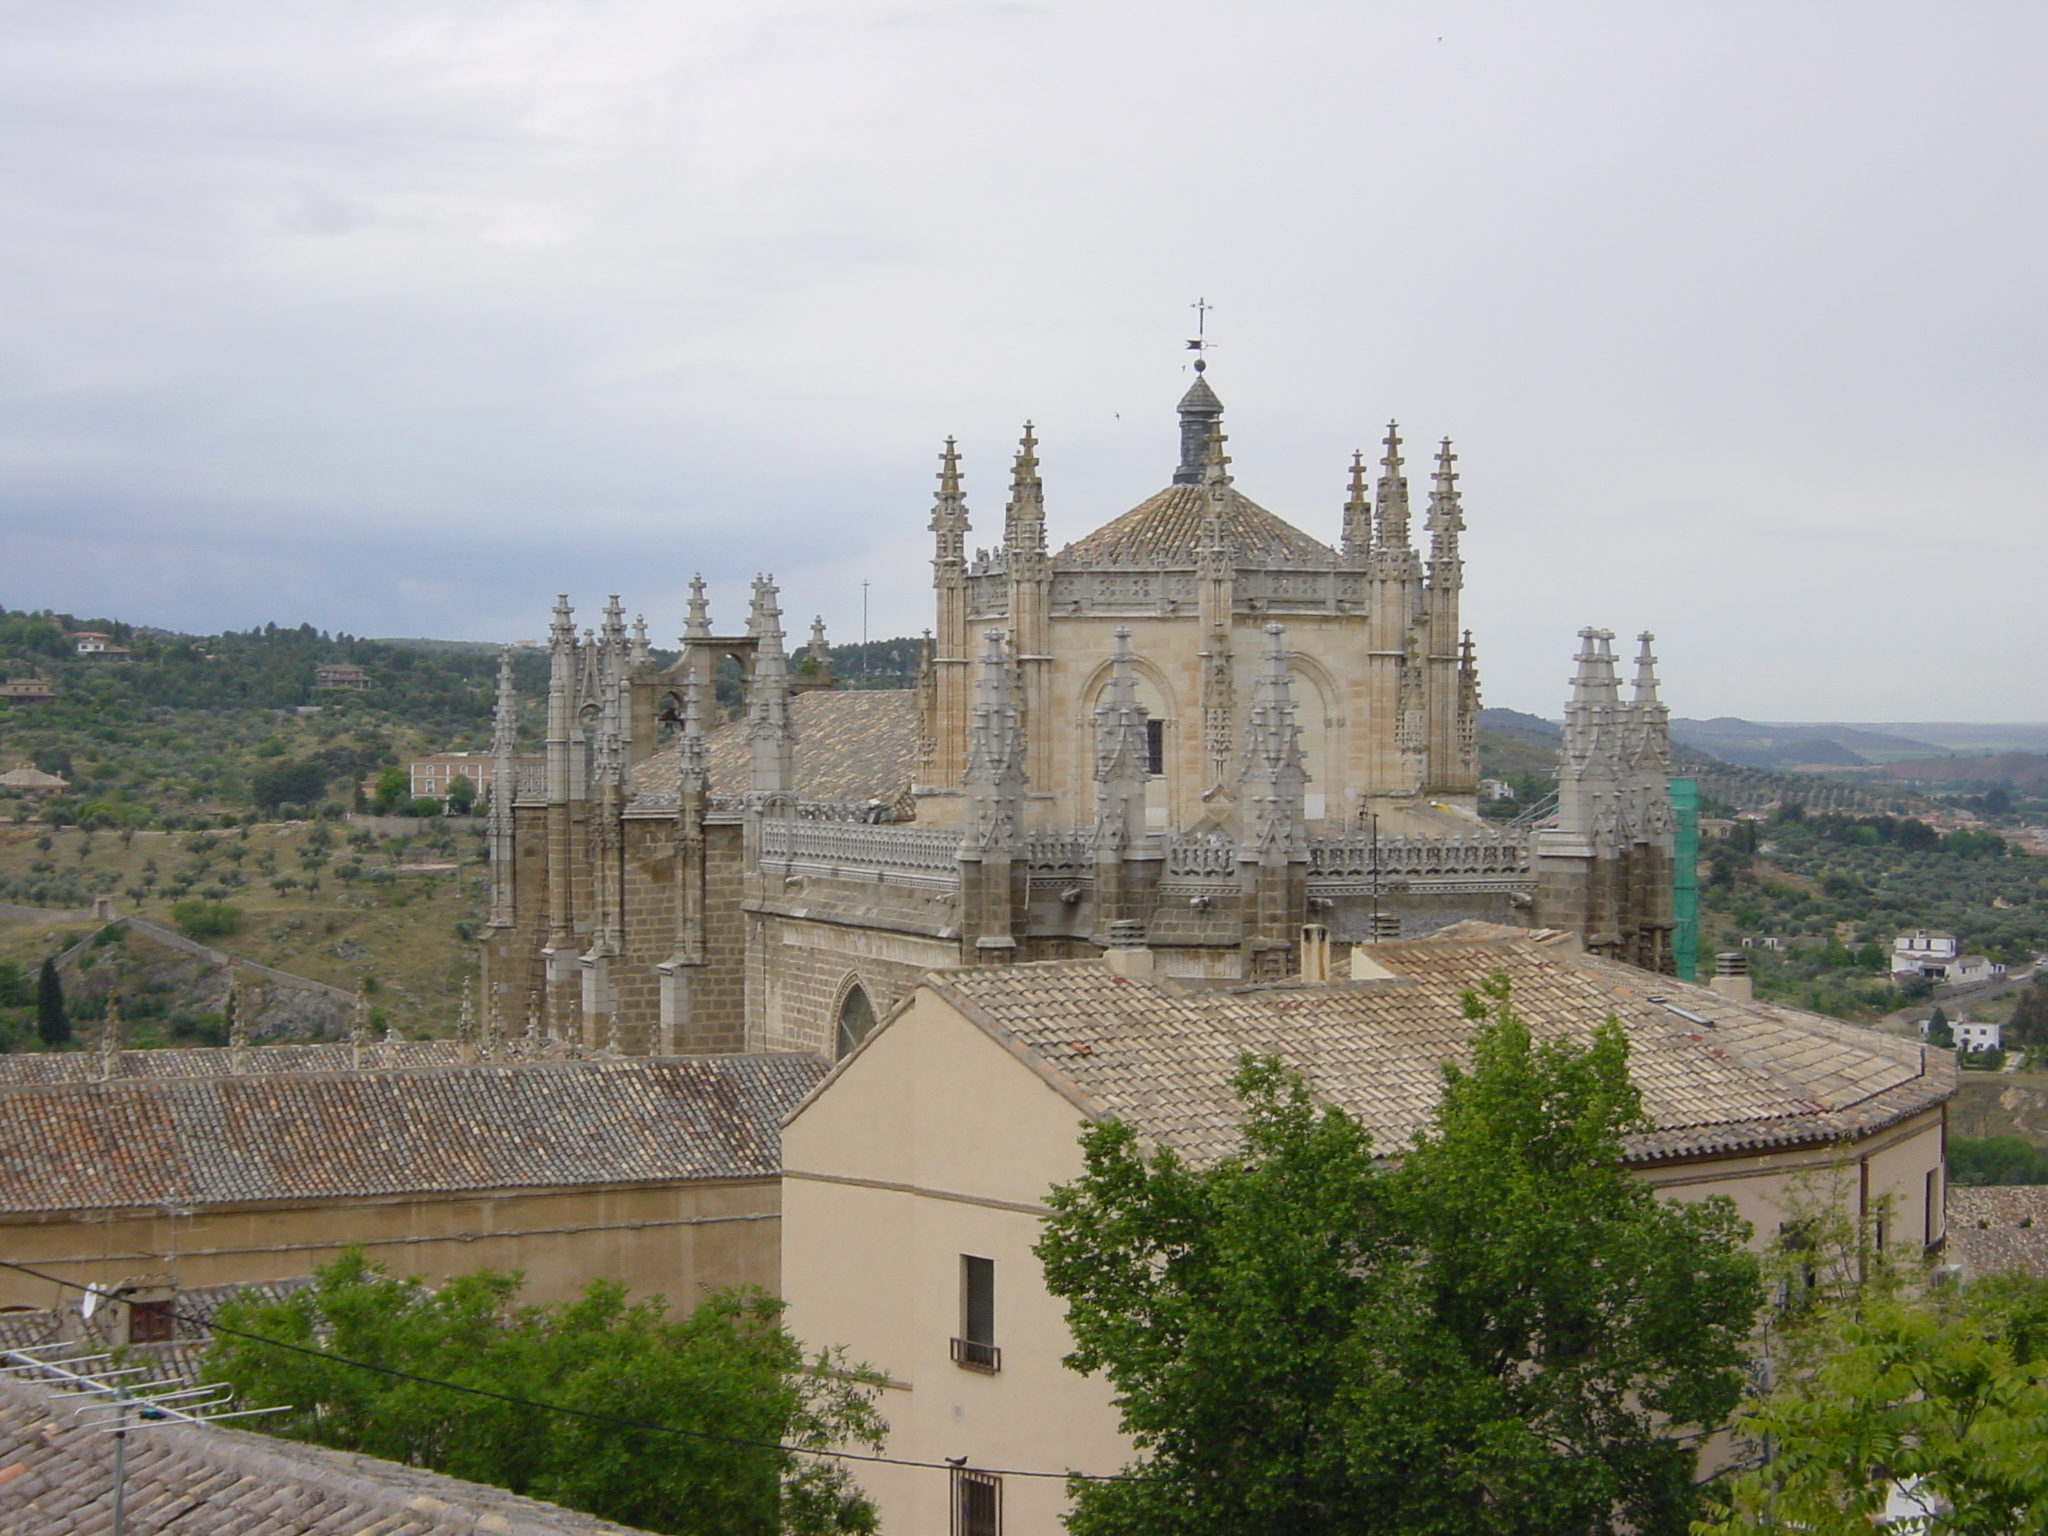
836,983,877,1059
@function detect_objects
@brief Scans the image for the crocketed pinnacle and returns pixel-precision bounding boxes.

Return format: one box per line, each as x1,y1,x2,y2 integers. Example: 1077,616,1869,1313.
1005,423,1045,555
490,648,518,757
684,575,712,639
929,437,970,565
1341,449,1372,561
549,594,576,651
1375,422,1411,553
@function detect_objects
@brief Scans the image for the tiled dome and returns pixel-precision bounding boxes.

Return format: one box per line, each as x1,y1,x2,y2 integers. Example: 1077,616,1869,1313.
1055,483,1337,569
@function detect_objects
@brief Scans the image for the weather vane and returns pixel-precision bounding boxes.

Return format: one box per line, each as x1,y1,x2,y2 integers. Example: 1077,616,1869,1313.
1187,297,1215,372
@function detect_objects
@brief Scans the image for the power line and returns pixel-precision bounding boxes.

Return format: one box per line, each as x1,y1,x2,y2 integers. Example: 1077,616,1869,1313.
0,1255,1750,1499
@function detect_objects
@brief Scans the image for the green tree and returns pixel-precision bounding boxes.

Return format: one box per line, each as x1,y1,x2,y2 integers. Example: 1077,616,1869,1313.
0,958,30,1007
1034,977,1760,1536
251,758,329,812
1927,1006,1954,1047
1698,1272,2048,1535
372,765,409,814
204,1250,885,1536
34,957,70,1046
446,773,477,814
1949,1134,2048,1186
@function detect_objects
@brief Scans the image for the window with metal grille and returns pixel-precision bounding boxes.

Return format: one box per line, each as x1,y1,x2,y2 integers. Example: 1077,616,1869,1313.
1144,719,1165,777
952,1255,999,1372
952,1468,1001,1536
127,1299,175,1344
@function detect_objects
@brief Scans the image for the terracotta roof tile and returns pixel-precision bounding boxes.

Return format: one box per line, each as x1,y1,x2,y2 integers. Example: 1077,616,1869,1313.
0,1366,657,1534
925,926,1952,1166
630,689,919,812
0,1054,826,1214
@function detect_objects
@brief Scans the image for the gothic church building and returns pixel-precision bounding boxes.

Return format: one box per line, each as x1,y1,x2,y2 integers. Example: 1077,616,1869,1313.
483,372,1676,1058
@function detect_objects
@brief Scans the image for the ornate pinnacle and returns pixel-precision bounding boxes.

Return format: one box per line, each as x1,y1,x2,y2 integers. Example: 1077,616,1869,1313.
1633,632,1662,707
491,648,518,756
99,992,125,1079
1202,424,1232,487
930,437,971,565
1342,450,1372,560
684,575,712,639
1375,422,1411,553
630,615,650,668
1005,424,1045,555
549,595,576,650
1427,438,1464,535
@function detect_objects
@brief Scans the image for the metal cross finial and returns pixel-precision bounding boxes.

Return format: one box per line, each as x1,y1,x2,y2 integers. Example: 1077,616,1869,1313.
1187,297,1216,371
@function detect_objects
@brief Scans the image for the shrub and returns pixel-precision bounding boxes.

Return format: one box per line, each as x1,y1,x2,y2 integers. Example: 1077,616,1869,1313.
170,898,243,938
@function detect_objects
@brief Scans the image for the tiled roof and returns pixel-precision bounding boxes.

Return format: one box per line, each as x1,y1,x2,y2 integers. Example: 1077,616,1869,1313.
0,1054,827,1214
921,924,1953,1167
0,765,68,790
1947,1186,2048,1279
630,689,920,813
0,1040,472,1085
1056,483,1337,569
0,1366,658,1534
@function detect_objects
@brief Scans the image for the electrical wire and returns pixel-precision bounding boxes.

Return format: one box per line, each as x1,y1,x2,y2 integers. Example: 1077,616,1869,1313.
0,1254,1750,1499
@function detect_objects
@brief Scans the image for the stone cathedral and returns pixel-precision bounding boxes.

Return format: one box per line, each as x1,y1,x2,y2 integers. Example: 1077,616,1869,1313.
482,371,1677,1059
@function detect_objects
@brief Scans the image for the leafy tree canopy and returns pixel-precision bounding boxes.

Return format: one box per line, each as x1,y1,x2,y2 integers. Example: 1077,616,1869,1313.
1699,1264,2048,1535
1034,977,1761,1536
204,1249,887,1536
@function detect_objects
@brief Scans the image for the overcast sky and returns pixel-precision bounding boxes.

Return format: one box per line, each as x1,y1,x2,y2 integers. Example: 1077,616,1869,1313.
0,2,2040,719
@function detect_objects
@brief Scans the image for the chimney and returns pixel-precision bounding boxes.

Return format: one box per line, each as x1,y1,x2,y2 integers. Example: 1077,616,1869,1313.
1103,918,1154,978
1299,924,1332,984
1709,951,1753,1003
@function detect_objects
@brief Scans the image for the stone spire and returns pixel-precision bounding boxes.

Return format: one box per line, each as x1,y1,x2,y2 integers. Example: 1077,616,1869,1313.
1631,631,1671,774
226,980,249,1074
601,594,629,659
805,616,834,682
480,981,505,1063
456,986,478,1064
1092,627,1151,851
591,635,627,794
1173,371,1225,485
1004,424,1046,558
1341,450,1372,561
1426,438,1464,588
929,437,971,566
487,647,518,929
684,575,712,640
1238,623,1308,856
630,615,651,669
350,986,372,1070
677,668,708,795
1373,422,1417,572
745,575,795,798
962,628,1024,850
98,992,125,1081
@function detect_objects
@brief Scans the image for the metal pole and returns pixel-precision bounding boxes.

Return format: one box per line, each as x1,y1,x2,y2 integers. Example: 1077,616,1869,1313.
110,1393,128,1536
861,582,869,679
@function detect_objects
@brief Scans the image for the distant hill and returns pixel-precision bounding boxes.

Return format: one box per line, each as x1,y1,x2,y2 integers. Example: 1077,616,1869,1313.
1871,751,2048,788
1665,717,1940,769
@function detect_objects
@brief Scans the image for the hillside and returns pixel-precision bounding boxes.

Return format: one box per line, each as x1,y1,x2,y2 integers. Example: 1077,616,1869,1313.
1865,751,2048,788
0,820,486,1051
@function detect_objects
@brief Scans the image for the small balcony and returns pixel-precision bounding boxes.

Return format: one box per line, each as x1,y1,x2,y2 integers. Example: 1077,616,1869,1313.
950,1336,1000,1373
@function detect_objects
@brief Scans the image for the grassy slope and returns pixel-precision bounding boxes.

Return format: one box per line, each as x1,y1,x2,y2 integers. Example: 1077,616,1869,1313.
0,822,485,1050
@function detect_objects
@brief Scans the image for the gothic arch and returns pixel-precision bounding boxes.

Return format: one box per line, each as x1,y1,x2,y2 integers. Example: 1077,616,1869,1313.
1283,653,1339,819
833,973,878,1060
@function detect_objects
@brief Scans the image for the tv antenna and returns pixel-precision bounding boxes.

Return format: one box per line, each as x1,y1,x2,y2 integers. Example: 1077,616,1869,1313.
4,1342,289,1536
